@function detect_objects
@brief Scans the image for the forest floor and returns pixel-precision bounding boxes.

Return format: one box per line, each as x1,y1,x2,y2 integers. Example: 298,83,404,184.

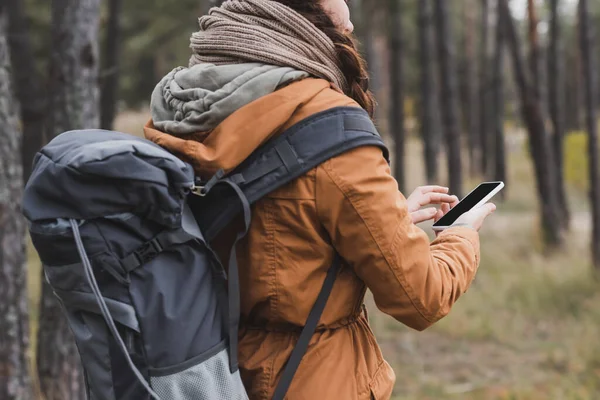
26,110,600,399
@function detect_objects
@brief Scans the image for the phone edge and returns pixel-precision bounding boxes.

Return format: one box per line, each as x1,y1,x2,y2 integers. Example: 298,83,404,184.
431,181,504,230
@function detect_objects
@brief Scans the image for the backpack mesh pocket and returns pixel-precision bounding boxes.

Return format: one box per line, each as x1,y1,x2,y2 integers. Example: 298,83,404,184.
149,341,248,400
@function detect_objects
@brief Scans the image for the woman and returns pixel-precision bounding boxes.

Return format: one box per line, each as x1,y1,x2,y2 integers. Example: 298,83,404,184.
144,0,496,398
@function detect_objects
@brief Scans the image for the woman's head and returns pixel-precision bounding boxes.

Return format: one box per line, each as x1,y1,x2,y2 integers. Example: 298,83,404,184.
270,0,375,117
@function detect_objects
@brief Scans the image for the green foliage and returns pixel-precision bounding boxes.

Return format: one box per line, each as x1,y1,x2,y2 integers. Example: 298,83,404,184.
110,0,205,107
19,0,205,109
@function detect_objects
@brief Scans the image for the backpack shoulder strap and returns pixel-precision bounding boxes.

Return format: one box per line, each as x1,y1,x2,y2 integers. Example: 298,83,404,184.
200,106,388,241
231,106,388,205
195,106,388,399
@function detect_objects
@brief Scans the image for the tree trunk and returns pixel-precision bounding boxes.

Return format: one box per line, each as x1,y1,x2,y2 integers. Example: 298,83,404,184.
47,0,101,135
434,0,464,197
492,0,507,200
578,0,600,269
419,0,439,183
479,0,490,175
0,8,34,400
38,0,101,399
389,0,405,191
5,0,46,182
565,36,582,131
528,0,543,102
499,0,564,247
100,0,122,130
548,0,571,229
461,0,479,177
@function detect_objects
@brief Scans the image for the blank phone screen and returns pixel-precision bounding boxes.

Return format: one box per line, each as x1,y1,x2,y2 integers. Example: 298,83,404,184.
433,182,502,227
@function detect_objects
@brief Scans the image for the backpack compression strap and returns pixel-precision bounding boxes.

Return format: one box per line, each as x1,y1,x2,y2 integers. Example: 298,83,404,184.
197,106,389,400
69,219,162,400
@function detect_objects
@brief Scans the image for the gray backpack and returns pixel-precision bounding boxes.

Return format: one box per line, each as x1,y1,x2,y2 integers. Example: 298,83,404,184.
22,107,388,400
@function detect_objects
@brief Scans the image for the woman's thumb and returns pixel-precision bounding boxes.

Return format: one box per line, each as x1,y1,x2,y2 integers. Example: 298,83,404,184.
479,202,497,216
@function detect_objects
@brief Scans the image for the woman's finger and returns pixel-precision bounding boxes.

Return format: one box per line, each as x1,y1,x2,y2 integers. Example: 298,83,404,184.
417,186,449,194
433,203,451,223
441,202,450,214
410,208,438,224
434,208,444,222
419,193,459,207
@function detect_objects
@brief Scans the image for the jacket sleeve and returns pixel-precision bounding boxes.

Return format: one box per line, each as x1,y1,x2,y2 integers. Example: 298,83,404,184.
315,145,481,331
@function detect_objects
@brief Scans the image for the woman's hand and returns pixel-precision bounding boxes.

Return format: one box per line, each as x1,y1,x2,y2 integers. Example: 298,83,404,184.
452,203,497,231
406,186,459,224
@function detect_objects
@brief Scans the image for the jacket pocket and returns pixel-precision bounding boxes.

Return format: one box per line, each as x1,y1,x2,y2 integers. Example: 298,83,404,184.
148,340,248,400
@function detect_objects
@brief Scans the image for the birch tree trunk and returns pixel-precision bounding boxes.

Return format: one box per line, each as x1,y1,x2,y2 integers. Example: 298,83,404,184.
0,8,34,400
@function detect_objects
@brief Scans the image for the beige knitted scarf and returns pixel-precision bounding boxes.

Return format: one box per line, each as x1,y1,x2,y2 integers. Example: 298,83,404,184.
189,0,348,93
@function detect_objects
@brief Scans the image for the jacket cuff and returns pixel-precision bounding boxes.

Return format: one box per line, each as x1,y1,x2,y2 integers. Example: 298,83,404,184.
449,222,476,230
436,226,480,263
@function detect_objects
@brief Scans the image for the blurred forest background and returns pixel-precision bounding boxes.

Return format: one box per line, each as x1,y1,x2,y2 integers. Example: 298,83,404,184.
1,0,600,399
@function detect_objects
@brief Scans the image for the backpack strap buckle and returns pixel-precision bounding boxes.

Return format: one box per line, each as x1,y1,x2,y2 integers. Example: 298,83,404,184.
190,185,207,197
136,237,163,265
120,228,198,273
192,169,225,197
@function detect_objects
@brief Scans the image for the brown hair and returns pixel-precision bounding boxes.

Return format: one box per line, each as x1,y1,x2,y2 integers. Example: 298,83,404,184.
271,0,376,117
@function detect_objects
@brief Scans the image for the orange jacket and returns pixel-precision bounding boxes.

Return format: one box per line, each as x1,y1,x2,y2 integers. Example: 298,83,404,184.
145,78,481,400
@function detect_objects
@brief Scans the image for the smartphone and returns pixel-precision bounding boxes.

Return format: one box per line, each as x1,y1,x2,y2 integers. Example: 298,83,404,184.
432,181,504,230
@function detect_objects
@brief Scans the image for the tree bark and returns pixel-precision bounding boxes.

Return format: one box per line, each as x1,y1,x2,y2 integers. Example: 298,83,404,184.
528,0,543,102
38,0,101,398
5,0,46,182
461,0,479,176
578,0,600,269
548,0,571,229
492,0,507,199
434,0,464,197
0,8,34,400
100,0,123,130
479,0,490,175
388,0,405,191
565,35,582,131
418,0,439,183
499,0,564,247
